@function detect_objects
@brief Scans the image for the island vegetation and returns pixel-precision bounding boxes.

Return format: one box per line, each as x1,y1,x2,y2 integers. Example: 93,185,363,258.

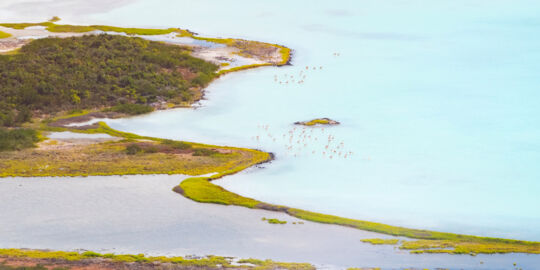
294,118,340,126
0,34,217,128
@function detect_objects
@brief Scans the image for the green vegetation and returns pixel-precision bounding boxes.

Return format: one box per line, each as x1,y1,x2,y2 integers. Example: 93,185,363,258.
360,238,399,245
179,177,262,207
262,217,287,224
0,34,217,127
0,248,314,269
0,128,40,151
106,103,154,115
0,30,11,39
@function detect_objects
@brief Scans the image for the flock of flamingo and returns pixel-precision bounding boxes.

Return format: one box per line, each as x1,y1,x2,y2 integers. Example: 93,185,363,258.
273,52,341,85
251,124,353,160
260,52,349,159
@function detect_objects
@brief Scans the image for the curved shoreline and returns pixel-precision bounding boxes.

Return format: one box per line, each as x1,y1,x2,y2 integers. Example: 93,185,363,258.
1,20,539,257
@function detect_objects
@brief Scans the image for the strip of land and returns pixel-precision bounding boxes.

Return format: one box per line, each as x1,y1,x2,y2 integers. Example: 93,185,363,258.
0,249,315,270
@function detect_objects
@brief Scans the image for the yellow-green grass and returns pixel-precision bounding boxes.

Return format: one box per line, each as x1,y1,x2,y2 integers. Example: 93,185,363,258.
0,248,314,269
0,20,179,36
400,239,540,255
1,121,271,177
295,118,339,126
177,146,271,208
361,238,399,245
0,30,11,39
304,119,331,126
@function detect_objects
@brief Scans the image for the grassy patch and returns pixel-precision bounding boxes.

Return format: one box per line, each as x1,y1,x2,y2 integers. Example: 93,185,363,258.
262,217,287,224
360,238,399,245
0,30,11,39
179,177,262,208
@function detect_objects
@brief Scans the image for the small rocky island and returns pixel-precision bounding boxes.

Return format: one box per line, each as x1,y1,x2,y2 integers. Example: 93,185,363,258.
294,118,340,126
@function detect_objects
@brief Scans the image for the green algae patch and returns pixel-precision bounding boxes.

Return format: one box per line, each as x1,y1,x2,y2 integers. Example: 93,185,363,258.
0,248,314,269
0,30,11,39
361,238,399,245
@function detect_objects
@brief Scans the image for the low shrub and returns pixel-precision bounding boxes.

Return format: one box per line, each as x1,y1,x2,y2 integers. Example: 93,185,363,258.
0,128,39,151
108,104,154,115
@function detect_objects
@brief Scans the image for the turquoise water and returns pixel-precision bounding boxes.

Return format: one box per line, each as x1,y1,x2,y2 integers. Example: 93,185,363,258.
84,0,540,241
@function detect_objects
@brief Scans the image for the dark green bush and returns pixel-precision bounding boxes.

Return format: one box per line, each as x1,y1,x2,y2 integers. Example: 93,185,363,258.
0,34,218,127
125,144,142,155
108,104,153,115
0,128,40,151
192,148,218,156
162,139,192,150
